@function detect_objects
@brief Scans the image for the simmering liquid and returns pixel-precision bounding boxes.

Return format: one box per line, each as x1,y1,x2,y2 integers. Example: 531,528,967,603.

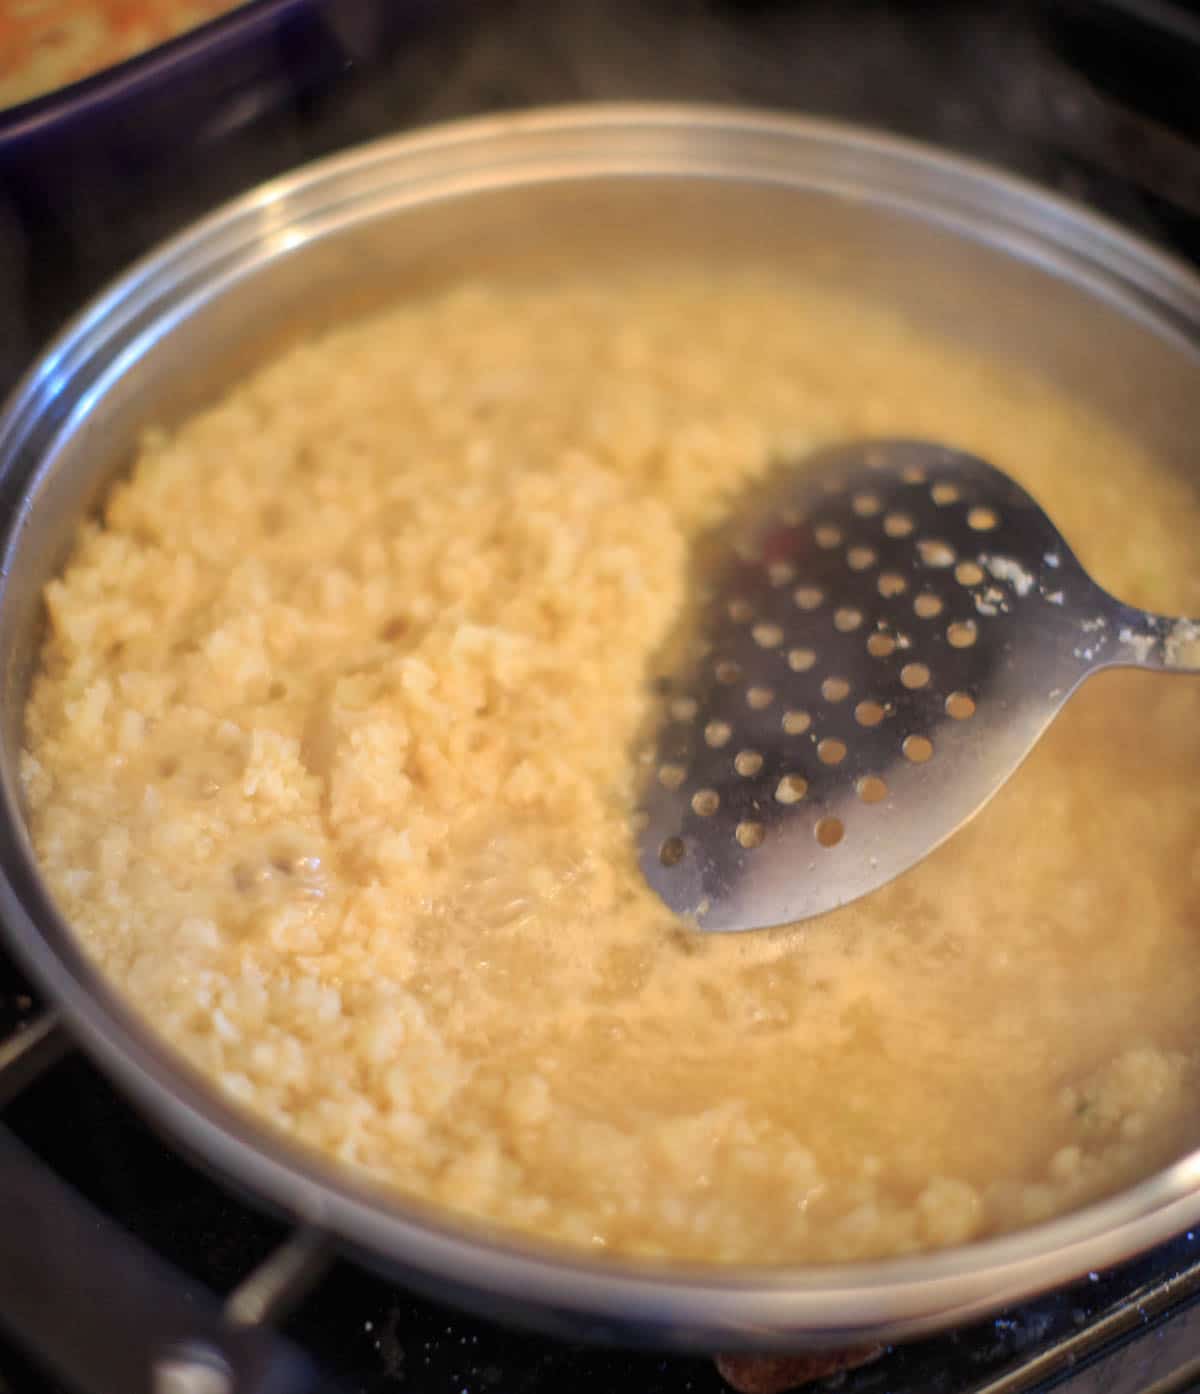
22,266,1200,1263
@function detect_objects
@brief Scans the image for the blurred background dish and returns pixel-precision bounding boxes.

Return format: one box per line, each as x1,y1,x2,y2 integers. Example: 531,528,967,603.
2,0,247,110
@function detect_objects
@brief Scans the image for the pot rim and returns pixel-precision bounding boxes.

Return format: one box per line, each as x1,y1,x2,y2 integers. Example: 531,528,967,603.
2,102,1199,1350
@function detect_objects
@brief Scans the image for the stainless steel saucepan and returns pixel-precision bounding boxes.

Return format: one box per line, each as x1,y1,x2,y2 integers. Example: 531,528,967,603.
1,107,1199,1389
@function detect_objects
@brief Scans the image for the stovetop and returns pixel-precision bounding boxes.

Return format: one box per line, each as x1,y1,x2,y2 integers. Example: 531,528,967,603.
2,2,1199,1391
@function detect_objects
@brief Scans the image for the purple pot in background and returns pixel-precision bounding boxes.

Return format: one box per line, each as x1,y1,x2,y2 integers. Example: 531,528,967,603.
0,0,463,394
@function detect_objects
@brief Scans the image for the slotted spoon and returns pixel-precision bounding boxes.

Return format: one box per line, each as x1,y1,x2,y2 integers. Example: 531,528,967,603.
636,439,1200,933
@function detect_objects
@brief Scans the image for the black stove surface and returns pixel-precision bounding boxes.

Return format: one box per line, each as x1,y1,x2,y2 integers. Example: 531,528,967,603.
3,2,1199,1392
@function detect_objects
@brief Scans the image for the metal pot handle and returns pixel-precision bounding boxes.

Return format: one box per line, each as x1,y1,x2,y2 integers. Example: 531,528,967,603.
0,1015,333,1394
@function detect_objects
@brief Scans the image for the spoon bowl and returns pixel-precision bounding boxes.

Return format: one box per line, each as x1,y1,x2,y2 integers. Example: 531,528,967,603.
637,439,1200,933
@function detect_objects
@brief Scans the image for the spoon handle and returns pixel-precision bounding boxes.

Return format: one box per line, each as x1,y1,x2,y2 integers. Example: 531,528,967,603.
1097,602,1200,674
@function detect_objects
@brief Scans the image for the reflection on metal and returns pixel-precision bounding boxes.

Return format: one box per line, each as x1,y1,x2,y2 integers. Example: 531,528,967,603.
970,1256,1200,1394
226,1228,332,1328
153,1344,234,1394
0,1009,67,1107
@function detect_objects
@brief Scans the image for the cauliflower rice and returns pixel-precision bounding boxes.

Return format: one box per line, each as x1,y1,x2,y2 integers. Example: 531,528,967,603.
22,264,1200,1264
